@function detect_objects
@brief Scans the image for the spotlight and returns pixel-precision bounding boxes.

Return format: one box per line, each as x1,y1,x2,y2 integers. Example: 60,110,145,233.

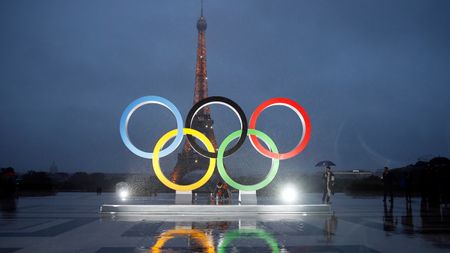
280,184,298,203
116,182,131,201
119,189,129,199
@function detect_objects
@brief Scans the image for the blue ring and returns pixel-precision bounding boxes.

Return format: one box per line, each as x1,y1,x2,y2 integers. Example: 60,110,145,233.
119,96,184,159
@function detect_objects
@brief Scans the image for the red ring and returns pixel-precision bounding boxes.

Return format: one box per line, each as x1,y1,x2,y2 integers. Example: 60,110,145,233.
249,97,311,160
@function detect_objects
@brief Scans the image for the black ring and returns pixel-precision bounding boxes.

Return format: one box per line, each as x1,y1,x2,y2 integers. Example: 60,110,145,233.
185,96,248,158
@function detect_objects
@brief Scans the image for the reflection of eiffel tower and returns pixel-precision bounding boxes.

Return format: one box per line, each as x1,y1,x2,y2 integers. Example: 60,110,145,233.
170,3,219,188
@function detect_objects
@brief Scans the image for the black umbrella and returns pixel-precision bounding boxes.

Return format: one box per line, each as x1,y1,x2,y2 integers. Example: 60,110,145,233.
315,160,336,167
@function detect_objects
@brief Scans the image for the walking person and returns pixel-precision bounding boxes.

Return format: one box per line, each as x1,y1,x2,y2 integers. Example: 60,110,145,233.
382,167,394,203
322,166,335,204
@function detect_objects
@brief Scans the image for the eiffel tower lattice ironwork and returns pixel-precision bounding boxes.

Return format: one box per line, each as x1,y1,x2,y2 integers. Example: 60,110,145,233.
170,3,219,188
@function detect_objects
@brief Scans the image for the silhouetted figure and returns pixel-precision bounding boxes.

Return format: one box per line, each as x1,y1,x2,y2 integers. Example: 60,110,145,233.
419,161,450,240
213,181,223,199
442,167,450,206
322,166,335,204
0,167,17,199
443,204,450,229
221,183,230,200
404,171,413,203
96,187,102,195
429,157,450,207
0,168,17,219
421,165,430,203
434,162,449,208
422,164,439,207
382,167,393,203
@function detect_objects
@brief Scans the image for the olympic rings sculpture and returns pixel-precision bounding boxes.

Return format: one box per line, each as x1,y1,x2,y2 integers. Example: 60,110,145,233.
120,95,311,192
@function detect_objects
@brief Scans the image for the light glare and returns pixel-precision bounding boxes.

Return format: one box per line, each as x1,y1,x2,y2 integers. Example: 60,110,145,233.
119,189,129,199
281,185,297,203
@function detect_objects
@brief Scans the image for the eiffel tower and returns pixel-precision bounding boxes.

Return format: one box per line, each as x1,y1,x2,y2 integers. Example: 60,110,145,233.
170,2,219,189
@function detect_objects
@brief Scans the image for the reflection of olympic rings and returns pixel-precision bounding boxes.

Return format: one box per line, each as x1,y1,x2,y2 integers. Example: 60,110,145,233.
217,129,279,191
152,128,216,192
218,229,279,253
151,229,215,253
185,96,247,159
120,96,311,191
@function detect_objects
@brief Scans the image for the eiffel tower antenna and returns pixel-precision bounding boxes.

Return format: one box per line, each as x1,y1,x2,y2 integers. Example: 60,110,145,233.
201,0,204,16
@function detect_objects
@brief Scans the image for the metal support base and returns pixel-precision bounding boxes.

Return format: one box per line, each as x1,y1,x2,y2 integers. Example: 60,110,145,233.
175,191,192,204
239,190,257,205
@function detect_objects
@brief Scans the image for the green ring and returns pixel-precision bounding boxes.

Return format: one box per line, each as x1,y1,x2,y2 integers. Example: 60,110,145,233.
218,229,280,253
217,129,279,191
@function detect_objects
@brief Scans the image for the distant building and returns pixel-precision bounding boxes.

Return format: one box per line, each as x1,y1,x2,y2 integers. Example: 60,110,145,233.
333,170,373,179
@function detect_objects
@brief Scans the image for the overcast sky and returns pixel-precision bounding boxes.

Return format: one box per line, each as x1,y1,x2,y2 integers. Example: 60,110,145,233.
1,0,449,174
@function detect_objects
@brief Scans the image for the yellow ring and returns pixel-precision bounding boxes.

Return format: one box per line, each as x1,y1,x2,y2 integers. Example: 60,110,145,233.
151,229,215,253
152,128,216,191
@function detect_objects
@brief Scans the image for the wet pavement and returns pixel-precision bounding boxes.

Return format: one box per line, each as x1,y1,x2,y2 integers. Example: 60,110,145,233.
0,192,449,252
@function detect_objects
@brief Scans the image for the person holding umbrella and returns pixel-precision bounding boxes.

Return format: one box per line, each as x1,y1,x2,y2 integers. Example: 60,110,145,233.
322,166,335,204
